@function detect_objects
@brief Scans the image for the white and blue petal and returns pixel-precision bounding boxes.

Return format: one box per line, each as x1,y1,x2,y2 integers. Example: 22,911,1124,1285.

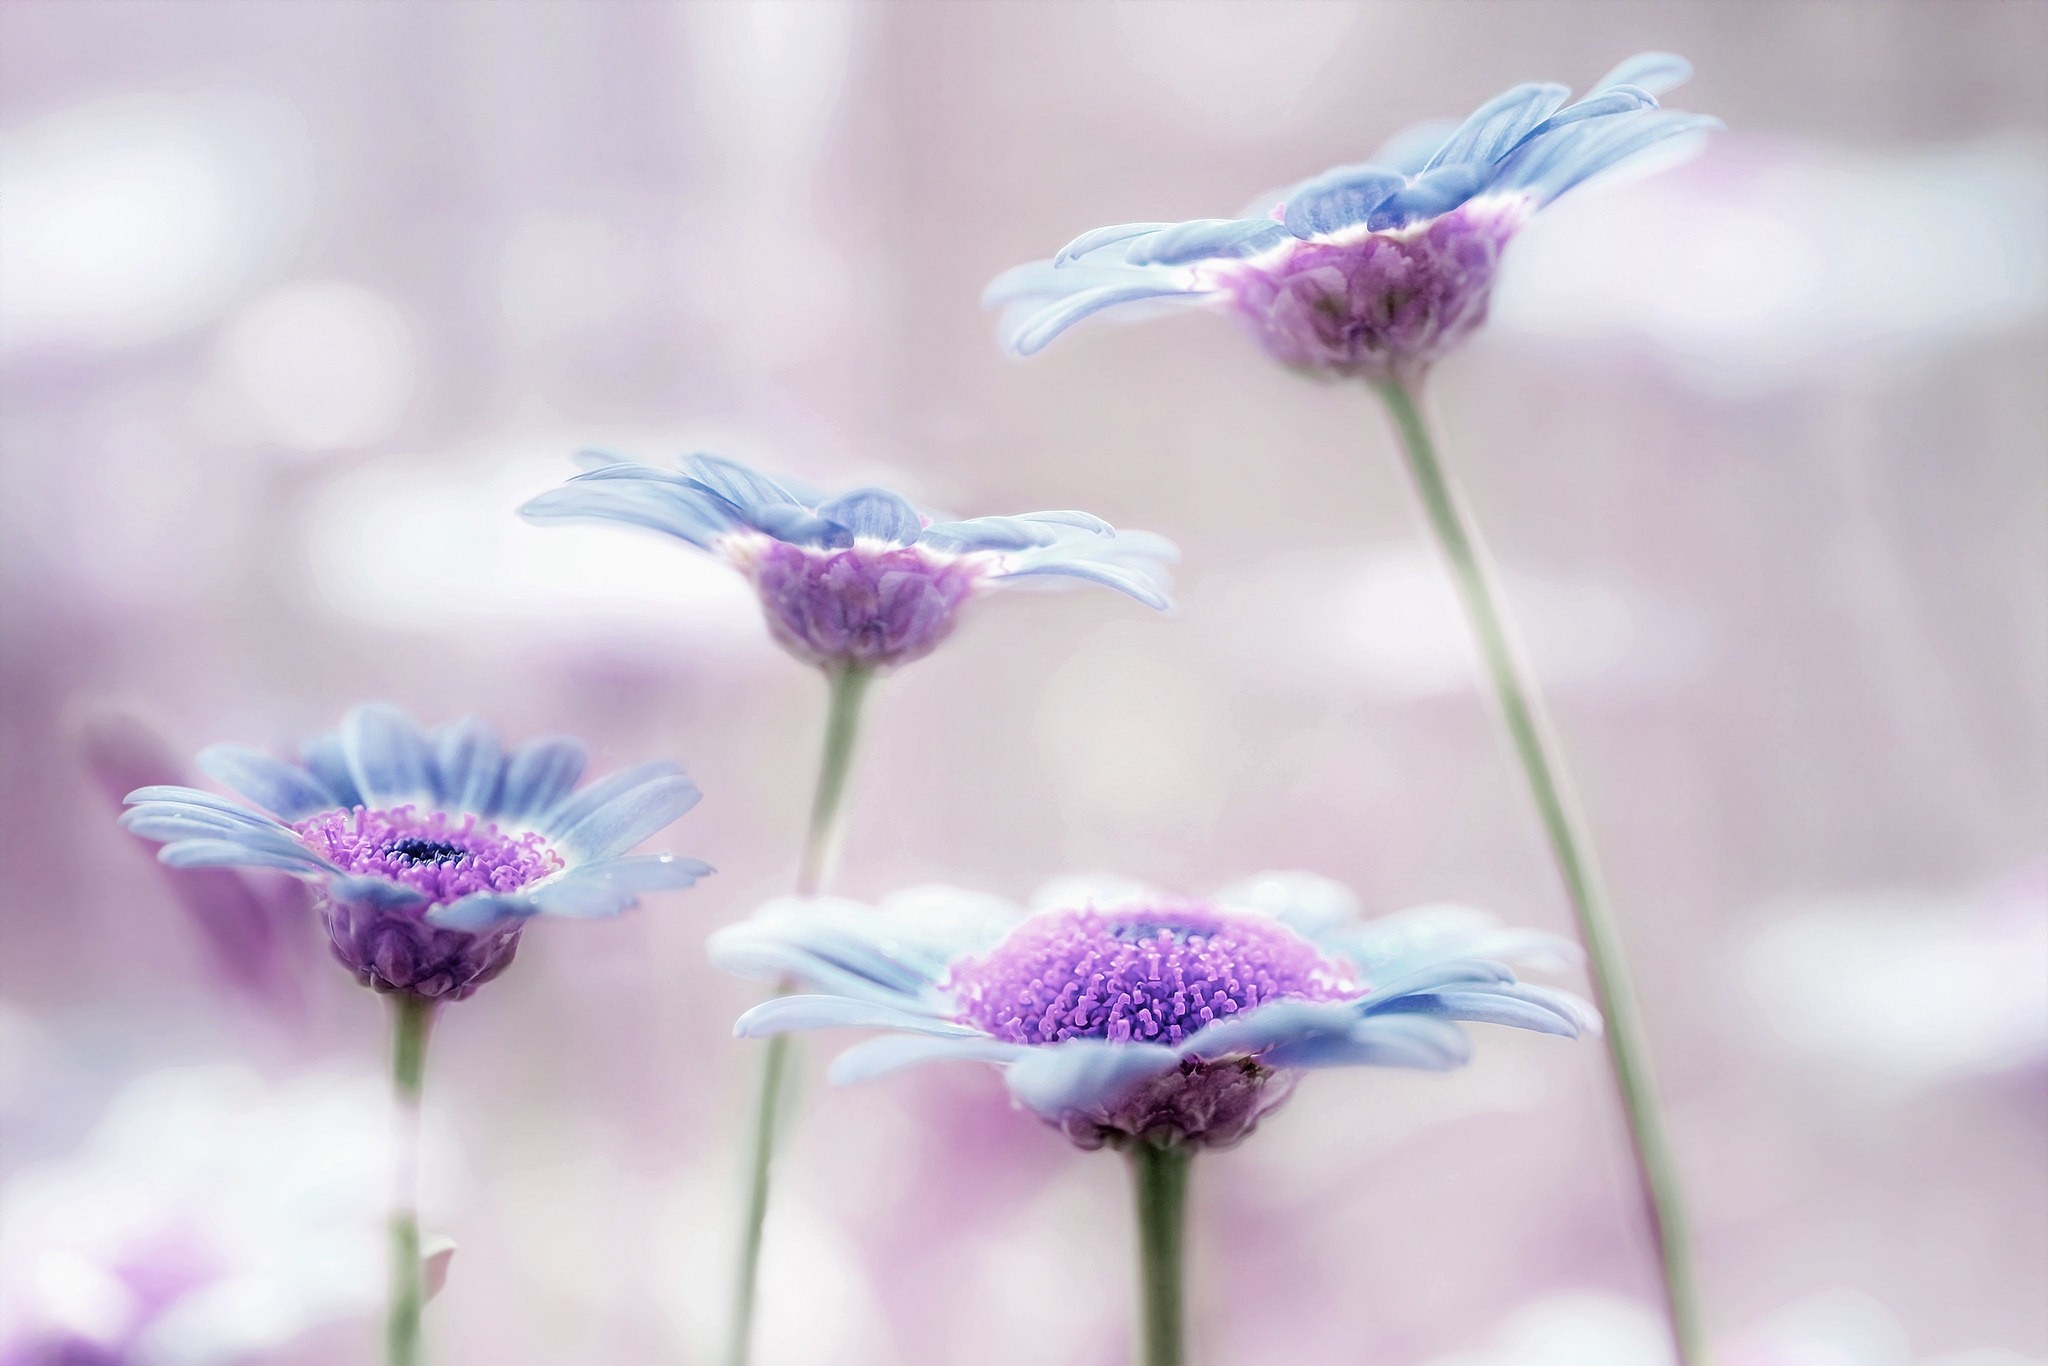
494,737,590,827
1368,119,1463,177
546,769,702,863
426,893,541,932
1124,217,1289,266
734,994,976,1040
1491,108,1722,202
830,1034,1032,1084
1365,980,1591,1037
679,454,805,520
1212,871,1361,939
1004,281,1214,358
1176,999,1365,1062
993,554,1173,610
1263,1014,1474,1071
534,760,683,847
298,731,365,809
1052,221,1175,266
527,853,713,918
1423,81,1570,173
193,745,337,822
519,475,734,549
1366,162,1490,231
709,905,954,1007
340,706,437,810
1281,165,1407,239
432,718,504,816
1594,51,1692,98
156,838,335,876
326,875,430,910
1004,1040,1183,1119
816,488,924,546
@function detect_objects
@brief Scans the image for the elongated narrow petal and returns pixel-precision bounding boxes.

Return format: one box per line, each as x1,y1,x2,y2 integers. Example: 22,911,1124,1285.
1595,50,1692,97
1004,1039,1183,1118
340,706,437,810
1264,1014,1473,1071
528,854,713,918
1282,166,1407,238
816,487,925,545
1053,220,1174,265
1423,82,1570,171
1007,282,1211,357
432,717,504,816
1125,217,1290,266
830,1034,1031,1083
548,772,702,863
194,746,336,821
735,994,977,1039
496,737,591,826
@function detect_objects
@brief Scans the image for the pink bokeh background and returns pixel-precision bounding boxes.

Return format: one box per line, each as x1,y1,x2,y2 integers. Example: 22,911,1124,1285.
2,2,2043,1363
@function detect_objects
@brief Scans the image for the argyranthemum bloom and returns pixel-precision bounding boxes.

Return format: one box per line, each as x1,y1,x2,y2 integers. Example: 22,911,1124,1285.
521,452,1175,672
120,704,711,1003
713,874,1594,1151
987,52,1718,382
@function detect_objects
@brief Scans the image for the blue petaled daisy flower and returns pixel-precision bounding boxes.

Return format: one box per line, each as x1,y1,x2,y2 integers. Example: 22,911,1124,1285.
987,52,1718,382
521,452,1175,673
712,874,1594,1150
120,705,712,1002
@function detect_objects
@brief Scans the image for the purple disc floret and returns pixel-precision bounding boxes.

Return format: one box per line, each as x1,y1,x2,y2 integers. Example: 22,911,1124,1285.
296,805,562,1000
947,903,1353,1148
323,894,525,1002
739,538,985,671
947,904,1353,1046
1216,198,1527,382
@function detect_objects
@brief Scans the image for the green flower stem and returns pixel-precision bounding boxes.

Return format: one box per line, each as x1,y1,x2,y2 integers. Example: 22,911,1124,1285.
1127,1140,1191,1366
1374,378,1706,1365
386,994,436,1366
725,664,875,1366
795,665,874,899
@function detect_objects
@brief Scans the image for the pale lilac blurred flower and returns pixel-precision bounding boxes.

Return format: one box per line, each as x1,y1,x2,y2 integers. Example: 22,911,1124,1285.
715,874,1593,1150
75,708,310,1018
0,1067,387,1365
987,52,1717,382
118,705,710,1003
521,453,1174,672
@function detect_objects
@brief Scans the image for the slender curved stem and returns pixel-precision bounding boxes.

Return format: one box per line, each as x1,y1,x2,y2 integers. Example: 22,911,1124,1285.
796,666,874,898
1127,1140,1191,1366
386,994,435,1366
725,664,875,1366
1374,379,1706,1365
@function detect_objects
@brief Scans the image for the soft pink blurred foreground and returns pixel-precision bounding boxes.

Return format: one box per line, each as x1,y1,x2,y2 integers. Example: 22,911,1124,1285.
2,2,2043,1363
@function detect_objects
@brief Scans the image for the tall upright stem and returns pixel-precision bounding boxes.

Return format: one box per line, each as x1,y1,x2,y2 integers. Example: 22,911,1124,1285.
795,665,873,898
386,994,436,1366
726,664,875,1366
1127,1140,1191,1366
1374,378,1706,1365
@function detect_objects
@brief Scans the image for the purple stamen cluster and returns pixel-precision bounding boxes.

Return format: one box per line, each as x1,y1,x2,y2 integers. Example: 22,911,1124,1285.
947,904,1352,1047
1217,198,1528,382
740,539,985,670
293,805,562,906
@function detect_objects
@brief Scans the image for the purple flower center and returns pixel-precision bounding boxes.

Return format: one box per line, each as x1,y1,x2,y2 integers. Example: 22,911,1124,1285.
738,538,985,670
1214,197,1528,381
292,806,563,906
946,904,1352,1047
